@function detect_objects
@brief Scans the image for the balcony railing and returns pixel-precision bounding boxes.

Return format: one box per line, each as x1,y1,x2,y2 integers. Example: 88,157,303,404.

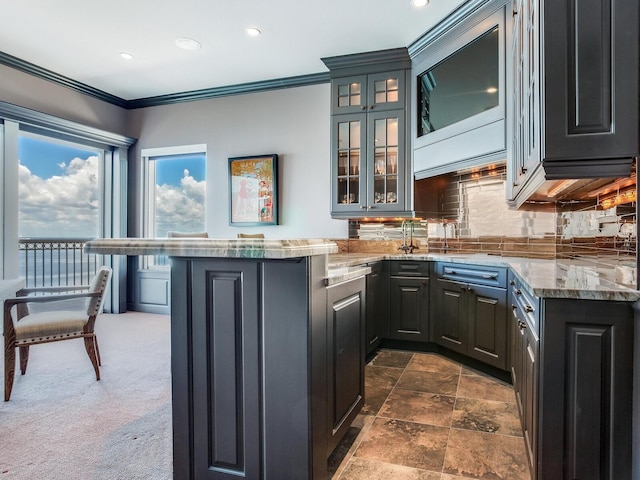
19,237,99,288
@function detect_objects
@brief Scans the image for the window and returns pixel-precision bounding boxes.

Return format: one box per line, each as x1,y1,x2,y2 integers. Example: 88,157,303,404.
19,133,102,238
18,133,103,287
141,145,207,266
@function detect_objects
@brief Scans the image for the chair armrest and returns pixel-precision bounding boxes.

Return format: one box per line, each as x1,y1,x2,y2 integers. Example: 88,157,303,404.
5,291,100,308
17,285,90,296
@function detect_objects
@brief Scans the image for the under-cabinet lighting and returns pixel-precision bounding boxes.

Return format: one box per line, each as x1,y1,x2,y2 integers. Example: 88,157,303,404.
486,87,498,93
412,0,429,7
600,188,637,210
587,177,637,198
546,179,578,197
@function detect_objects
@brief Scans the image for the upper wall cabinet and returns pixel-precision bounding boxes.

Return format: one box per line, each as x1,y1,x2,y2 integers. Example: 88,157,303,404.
410,0,510,179
507,0,639,206
323,49,414,218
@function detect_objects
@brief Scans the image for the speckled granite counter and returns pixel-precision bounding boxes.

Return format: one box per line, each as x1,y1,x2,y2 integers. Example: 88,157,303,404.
84,238,338,258
328,253,640,302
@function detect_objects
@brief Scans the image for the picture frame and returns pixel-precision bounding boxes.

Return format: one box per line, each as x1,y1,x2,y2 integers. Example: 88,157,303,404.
229,154,279,226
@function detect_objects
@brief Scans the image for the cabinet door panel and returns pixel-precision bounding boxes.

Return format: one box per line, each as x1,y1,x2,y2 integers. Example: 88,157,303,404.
189,260,262,479
331,113,367,214
544,0,638,159
326,278,365,454
367,70,407,112
389,276,429,341
366,109,406,213
468,284,508,370
365,263,383,355
433,279,466,354
523,328,538,475
331,74,367,114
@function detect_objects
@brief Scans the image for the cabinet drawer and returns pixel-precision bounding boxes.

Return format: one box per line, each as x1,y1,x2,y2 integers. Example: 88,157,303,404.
435,262,506,288
509,276,540,336
388,260,430,277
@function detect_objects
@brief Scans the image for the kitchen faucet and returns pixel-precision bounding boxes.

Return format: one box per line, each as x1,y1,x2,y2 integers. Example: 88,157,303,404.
398,220,419,254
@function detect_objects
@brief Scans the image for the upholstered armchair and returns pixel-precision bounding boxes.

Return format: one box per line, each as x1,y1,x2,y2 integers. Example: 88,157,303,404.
3,266,112,401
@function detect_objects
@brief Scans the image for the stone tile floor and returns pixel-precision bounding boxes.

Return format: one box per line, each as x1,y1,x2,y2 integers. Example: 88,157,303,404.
328,349,531,480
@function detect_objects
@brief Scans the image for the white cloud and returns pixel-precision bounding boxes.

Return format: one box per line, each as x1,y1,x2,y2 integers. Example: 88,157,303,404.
154,170,206,236
19,156,207,238
19,156,99,238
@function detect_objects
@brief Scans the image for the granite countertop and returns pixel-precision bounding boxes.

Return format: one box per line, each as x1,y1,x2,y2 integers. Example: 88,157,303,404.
327,253,640,302
84,238,338,259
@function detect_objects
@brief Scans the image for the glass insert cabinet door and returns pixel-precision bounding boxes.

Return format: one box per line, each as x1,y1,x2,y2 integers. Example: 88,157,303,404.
332,71,406,115
332,109,405,214
334,113,366,210
367,109,404,213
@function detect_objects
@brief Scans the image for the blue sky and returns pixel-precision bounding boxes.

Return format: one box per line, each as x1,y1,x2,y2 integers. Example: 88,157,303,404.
155,156,206,186
19,136,98,177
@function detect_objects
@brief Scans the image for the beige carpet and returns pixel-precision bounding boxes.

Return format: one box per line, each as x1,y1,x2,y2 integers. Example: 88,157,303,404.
0,312,173,480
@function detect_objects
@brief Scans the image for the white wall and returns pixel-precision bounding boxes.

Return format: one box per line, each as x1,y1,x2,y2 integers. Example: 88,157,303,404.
127,84,348,239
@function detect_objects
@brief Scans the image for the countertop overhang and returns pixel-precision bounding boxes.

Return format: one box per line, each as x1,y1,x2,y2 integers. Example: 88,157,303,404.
84,238,338,259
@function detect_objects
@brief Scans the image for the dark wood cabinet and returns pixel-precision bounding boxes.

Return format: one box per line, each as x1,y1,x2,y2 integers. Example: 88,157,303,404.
508,0,639,205
388,261,430,342
509,274,539,478
509,274,634,479
433,263,508,370
538,298,633,480
170,255,332,480
326,277,366,455
365,262,385,356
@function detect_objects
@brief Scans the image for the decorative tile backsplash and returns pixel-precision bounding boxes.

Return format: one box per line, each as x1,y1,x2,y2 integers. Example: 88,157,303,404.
347,166,636,277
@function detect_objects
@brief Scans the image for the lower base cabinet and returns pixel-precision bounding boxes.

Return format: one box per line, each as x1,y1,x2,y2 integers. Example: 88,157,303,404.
326,277,366,455
433,263,508,370
537,298,633,480
510,274,634,479
365,262,385,356
388,261,430,342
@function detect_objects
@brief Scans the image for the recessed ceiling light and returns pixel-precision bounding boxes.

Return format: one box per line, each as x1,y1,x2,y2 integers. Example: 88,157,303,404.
120,52,134,60
175,37,201,51
412,0,429,6
246,27,261,37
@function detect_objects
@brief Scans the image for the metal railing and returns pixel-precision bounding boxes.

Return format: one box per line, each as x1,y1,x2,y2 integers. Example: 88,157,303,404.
19,238,99,288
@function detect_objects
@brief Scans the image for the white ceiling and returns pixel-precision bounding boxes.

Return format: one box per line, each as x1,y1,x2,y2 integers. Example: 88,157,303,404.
0,0,467,101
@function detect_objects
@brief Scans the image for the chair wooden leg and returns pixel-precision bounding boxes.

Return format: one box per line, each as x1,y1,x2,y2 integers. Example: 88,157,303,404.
84,336,100,381
93,337,101,366
19,346,29,375
4,343,15,402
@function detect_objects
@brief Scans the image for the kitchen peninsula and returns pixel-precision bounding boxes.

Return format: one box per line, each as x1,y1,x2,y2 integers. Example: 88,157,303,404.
85,238,355,480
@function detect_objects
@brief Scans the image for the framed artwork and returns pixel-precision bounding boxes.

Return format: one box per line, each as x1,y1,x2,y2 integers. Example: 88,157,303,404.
229,154,278,225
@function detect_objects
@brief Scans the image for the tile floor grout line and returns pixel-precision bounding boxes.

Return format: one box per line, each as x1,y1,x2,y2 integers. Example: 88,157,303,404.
440,364,463,477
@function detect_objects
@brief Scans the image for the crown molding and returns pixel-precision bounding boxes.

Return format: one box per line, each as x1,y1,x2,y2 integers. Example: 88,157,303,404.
408,0,506,58
0,50,330,110
321,48,411,77
126,72,330,109
0,51,129,108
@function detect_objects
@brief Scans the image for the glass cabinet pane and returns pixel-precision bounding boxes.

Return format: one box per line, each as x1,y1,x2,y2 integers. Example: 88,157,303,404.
335,118,361,205
372,116,399,205
337,81,363,108
374,78,400,104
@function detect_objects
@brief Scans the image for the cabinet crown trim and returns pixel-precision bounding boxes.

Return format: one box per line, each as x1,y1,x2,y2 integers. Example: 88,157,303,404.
322,48,410,76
